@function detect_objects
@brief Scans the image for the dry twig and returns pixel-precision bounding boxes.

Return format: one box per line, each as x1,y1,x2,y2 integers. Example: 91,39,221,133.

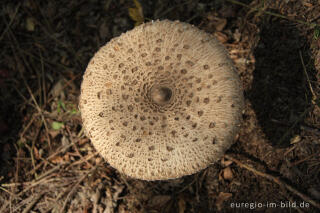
0,3,21,41
299,50,317,105
60,165,99,212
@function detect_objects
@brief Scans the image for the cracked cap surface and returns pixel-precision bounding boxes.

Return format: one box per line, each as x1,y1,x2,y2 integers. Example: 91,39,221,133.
79,20,244,180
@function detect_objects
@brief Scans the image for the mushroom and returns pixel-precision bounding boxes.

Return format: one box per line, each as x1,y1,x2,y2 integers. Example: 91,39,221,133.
79,20,244,181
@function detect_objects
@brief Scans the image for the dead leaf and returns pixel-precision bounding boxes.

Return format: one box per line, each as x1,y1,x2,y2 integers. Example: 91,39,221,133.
216,192,232,211
128,0,144,26
63,153,70,162
218,170,224,181
221,158,233,167
208,15,227,31
234,58,248,64
222,167,234,180
33,147,40,160
50,155,64,164
233,29,241,42
303,2,313,7
214,32,228,43
48,129,60,138
90,178,102,188
82,163,92,170
95,157,103,165
61,135,70,147
50,79,65,100
79,138,89,145
215,18,227,31
290,135,301,144
234,133,240,141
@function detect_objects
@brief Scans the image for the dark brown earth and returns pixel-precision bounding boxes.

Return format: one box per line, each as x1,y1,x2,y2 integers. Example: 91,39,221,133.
0,0,319,212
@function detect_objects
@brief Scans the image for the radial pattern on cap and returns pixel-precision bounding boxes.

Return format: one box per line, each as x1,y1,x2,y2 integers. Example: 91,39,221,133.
79,20,244,180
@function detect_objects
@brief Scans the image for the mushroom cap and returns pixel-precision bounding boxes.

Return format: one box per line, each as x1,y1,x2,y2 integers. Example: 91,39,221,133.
79,20,244,181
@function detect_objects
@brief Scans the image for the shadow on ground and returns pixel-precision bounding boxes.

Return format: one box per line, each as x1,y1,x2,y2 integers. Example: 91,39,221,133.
248,18,315,147
0,74,22,180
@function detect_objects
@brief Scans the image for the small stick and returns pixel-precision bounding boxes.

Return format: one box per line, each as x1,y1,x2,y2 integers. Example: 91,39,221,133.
299,50,317,104
283,144,297,157
65,152,98,169
9,30,52,149
0,3,21,41
0,186,20,198
60,165,99,212
224,154,320,210
27,141,77,175
46,73,81,104
290,152,319,167
92,183,103,213
35,164,62,181
20,114,37,138
24,122,42,179
16,173,57,198
39,48,47,106
66,126,93,168
1,176,68,188
22,192,44,213
104,188,114,213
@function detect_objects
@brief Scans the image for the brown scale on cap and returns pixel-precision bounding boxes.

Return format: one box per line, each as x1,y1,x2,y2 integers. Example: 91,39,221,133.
79,20,244,181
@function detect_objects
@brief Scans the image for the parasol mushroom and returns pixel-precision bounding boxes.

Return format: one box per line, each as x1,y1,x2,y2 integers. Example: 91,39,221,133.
79,20,244,180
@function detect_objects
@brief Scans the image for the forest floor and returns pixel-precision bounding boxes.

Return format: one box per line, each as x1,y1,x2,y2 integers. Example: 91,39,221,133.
0,0,320,212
